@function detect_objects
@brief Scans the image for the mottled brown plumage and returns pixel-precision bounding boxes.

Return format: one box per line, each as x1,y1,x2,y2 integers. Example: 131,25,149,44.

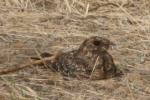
41,36,122,80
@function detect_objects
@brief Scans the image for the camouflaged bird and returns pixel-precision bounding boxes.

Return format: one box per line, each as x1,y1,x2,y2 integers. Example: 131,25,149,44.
38,36,122,80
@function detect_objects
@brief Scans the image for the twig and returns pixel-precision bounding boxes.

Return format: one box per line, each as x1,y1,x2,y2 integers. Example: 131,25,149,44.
90,56,99,79
0,56,55,75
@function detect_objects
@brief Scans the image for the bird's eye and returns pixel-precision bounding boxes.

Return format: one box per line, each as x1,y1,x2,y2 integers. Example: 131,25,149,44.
93,40,100,46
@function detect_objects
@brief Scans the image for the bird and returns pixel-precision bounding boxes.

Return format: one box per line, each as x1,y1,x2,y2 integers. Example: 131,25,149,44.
39,36,121,80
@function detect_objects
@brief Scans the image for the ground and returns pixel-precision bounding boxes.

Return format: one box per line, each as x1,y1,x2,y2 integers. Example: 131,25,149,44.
0,0,150,100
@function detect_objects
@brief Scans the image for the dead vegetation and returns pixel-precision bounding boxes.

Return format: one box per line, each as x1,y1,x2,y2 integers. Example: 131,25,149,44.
0,0,150,100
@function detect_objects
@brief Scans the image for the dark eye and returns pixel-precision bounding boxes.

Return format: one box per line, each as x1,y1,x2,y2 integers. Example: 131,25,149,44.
93,40,100,46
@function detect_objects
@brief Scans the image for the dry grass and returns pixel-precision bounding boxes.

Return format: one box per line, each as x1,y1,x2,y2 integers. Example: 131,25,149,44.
0,0,150,100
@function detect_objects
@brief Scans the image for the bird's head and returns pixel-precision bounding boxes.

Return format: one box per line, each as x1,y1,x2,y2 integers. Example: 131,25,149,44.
78,36,115,53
